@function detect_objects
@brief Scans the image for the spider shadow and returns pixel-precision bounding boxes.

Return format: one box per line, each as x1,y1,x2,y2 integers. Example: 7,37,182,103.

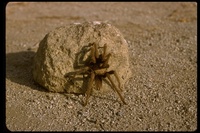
62,44,92,105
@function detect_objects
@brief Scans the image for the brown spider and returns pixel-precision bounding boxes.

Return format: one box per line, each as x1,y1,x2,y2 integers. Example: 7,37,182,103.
67,43,127,106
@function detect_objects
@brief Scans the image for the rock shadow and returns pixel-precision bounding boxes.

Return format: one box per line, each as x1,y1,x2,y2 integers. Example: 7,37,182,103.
6,51,48,92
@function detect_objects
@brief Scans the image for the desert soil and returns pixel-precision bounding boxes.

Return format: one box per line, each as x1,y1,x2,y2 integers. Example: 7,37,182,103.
6,2,197,131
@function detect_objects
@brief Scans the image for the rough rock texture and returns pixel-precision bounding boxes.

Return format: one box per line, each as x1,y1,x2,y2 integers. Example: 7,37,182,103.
33,21,132,94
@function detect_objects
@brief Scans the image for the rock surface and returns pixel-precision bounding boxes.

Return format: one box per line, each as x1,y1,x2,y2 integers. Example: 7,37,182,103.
33,21,132,93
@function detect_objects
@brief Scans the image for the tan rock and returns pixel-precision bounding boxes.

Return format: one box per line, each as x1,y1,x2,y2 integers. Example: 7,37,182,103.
32,21,132,94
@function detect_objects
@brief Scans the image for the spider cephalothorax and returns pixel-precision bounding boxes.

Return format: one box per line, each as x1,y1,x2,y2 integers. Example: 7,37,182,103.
66,43,127,106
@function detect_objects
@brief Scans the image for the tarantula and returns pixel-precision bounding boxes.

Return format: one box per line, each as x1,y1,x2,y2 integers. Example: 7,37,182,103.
66,43,127,106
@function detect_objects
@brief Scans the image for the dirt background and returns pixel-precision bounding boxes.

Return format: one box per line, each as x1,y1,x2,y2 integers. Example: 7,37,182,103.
6,2,197,131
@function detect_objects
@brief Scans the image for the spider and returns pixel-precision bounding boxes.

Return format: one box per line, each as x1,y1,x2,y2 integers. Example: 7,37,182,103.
66,43,127,106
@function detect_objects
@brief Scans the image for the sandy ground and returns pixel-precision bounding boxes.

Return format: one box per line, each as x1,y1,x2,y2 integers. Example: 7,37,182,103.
6,2,197,131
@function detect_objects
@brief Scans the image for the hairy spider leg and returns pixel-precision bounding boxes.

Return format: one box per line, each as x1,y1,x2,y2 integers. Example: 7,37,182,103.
112,70,122,91
106,72,127,104
100,44,111,68
71,67,90,76
94,43,99,59
66,67,87,78
102,53,111,68
102,43,107,61
90,44,96,64
84,71,95,106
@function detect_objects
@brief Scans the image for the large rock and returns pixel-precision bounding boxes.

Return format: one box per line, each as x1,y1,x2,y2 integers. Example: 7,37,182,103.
32,21,132,94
